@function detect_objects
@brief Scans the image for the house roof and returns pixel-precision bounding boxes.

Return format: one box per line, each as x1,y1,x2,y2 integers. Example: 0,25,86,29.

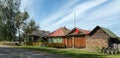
90,26,118,38
48,27,70,37
28,30,50,37
68,27,90,35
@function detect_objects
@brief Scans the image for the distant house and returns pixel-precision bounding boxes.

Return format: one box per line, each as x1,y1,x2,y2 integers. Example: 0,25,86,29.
86,26,119,48
27,30,50,45
47,27,70,48
66,27,90,48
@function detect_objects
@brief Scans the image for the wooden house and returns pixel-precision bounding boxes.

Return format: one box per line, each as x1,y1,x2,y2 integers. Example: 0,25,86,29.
47,27,70,48
66,27,90,48
86,26,119,49
27,30,50,45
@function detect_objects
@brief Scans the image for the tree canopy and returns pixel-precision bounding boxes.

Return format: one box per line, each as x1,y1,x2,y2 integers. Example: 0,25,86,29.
0,0,40,42
0,0,21,41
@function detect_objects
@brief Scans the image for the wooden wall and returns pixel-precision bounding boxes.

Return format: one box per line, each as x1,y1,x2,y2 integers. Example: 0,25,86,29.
91,29,109,37
86,38,108,48
64,36,86,48
65,37,73,48
74,36,86,48
47,36,87,48
86,29,109,48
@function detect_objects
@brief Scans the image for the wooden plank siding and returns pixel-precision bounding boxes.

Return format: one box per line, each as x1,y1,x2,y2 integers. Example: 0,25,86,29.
91,29,109,38
87,28,109,48
86,38,108,48
65,27,90,48
64,36,86,48
47,36,87,48
74,36,86,48
66,38,73,48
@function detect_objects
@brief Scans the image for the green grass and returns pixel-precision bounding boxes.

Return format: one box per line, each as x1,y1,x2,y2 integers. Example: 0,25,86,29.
15,46,120,58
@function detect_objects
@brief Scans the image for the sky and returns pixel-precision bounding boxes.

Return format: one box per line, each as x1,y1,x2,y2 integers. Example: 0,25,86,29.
20,0,120,36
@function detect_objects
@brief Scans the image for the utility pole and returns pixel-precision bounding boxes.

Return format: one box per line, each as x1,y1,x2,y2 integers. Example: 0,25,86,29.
73,11,76,48
74,12,76,28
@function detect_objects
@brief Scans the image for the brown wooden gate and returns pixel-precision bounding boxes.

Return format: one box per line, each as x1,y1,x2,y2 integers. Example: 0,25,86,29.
67,38,73,48
66,37,86,48
74,37,86,48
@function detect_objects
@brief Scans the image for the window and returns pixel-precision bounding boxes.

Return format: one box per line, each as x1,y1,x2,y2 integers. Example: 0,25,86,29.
48,37,62,43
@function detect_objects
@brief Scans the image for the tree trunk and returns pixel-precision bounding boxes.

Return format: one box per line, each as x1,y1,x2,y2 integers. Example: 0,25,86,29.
18,28,21,44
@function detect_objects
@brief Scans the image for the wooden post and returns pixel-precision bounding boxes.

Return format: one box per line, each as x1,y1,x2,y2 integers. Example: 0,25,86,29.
72,36,75,48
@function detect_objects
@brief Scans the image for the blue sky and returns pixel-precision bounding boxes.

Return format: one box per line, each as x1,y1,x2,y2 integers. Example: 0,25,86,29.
20,0,120,36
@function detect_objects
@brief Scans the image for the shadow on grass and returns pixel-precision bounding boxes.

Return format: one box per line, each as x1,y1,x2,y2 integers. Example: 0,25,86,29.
20,47,105,58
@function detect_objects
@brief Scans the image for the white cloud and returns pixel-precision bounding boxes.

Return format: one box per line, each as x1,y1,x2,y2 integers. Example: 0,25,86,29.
20,0,38,18
55,0,107,25
39,0,80,27
84,0,120,22
44,0,107,31
20,0,120,36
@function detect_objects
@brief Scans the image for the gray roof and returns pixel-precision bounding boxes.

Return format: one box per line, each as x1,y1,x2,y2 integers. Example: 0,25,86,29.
28,30,50,37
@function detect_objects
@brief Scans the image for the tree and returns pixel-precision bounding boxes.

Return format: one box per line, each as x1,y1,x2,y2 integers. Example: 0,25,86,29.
28,19,39,33
22,19,39,43
15,11,29,43
22,19,39,35
0,0,21,41
0,1,16,40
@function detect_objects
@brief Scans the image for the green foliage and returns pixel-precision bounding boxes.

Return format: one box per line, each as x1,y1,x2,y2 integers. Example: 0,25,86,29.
22,19,39,36
15,11,29,43
0,0,39,43
0,0,29,42
118,37,120,41
22,19,39,44
0,0,21,41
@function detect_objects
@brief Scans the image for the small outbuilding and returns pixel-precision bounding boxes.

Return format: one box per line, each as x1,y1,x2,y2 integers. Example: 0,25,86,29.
86,26,119,49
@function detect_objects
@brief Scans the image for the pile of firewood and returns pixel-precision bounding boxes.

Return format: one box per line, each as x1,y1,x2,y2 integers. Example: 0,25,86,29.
101,47,119,55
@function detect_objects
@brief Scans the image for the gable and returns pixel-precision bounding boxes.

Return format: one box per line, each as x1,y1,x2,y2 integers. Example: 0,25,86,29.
91,28,109,37
68,28,90,35
69,29,83,35
90,26,117,38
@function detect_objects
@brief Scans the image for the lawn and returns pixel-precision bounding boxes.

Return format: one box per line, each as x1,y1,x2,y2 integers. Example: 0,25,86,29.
15,46,120,58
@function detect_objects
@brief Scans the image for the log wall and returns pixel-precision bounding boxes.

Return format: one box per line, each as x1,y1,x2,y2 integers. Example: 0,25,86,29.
86,29,109,49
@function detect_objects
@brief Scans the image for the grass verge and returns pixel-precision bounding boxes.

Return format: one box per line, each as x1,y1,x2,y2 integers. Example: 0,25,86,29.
15,46,120,58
